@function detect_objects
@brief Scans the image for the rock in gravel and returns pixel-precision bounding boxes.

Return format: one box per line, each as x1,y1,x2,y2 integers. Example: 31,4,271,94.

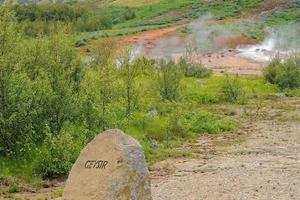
63,129,152,200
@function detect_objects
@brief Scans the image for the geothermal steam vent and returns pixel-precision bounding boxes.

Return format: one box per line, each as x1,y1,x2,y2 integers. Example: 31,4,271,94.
63,129,152,200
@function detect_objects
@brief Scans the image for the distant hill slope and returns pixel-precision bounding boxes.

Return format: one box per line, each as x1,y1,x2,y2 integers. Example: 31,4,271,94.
1,0,90,4
105,0,163,7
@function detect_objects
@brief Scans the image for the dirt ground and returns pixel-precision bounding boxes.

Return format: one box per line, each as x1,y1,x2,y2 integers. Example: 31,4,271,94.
151,98,300,200
173,51,264,76
123,26,180,44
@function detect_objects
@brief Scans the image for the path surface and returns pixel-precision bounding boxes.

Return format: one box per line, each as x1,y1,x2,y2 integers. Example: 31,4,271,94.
151,98,300,200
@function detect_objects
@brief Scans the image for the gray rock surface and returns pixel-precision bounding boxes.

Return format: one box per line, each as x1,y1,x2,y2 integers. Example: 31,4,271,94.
63,129,152,200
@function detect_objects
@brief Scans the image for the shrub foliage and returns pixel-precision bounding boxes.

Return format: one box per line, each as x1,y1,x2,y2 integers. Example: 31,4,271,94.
264,54,300,90
0,7,238,179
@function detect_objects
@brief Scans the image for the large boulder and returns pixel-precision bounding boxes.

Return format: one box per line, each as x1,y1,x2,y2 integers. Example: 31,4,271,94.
63,129,152,200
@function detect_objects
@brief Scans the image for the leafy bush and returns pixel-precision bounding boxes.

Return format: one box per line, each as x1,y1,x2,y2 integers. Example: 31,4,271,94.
0,7,52,156
157,60,182,101
220,75,245,103
124,8,136,20
179,58,212,78
263,55,281,84
34,129,85,179
7,184,21,193
12,3,138,36
264,54,300,89
0,7,244,181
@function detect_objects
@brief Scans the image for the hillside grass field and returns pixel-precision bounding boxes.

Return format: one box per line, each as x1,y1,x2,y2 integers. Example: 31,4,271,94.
76,0,299,47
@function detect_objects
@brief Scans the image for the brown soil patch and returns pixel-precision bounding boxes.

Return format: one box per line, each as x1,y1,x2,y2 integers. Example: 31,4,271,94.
174,51,264,76
215,35,258,49
124,26,179,44
201,53,263,75
260,0,292,12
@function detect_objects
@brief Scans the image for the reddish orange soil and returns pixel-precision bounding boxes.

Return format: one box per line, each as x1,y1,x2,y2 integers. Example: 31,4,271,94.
215,35,258,49
124,26,179,44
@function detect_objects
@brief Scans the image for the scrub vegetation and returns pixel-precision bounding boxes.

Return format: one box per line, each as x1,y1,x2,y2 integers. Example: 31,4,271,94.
0,0,299,197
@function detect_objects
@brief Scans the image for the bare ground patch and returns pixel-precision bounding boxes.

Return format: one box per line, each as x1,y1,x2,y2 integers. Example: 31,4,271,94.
151,98,300,200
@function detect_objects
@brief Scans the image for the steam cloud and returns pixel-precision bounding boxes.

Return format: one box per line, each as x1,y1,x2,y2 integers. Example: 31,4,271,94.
134,14,300,62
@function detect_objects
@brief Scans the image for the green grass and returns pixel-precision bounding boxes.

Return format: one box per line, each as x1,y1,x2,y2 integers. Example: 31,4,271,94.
74,0,300,51
109,0,257,31
77,24,171,41
112,0,194,29
122,75,277,164
0,74,279,183
286,88,300,97
71,0,300,47
52,189,64,198
79,0,277,42
0,157,41,183
259,2,300,26
180,76,277,104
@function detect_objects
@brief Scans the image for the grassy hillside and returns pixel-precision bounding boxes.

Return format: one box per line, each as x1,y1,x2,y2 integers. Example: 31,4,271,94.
6,0,299,41
75,0,299,42
105,0,163,7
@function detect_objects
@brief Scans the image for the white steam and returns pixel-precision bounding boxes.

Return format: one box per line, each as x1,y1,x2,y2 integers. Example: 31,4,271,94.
237,23,300,63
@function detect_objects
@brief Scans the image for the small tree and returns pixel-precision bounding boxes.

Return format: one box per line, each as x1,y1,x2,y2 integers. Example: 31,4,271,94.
263,55,281,85
79,39,117,132
178,57,212,78
157,60,182,101
0,7,51,156
118,49,140,119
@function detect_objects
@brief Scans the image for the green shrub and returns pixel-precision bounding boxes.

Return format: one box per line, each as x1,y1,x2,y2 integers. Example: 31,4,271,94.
263,55,281,84
220,75,245,103
179,58,212,78
34,129,85,179
264,54,300,90
7,184,21,193
157,60,182,101
124,8,136,20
